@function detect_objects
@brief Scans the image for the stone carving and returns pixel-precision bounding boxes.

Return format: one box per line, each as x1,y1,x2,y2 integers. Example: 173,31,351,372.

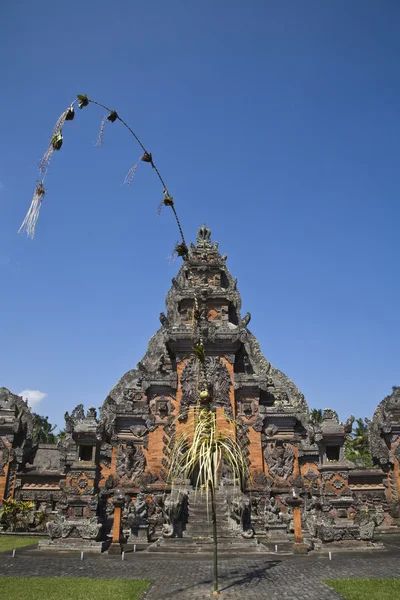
127,491,149,536
196,223,213,248
116,443,146,483
236,418,251,471
147,494,165,537
265,496,283,524
179,360,201,416
370,387,400,468
77,477,88,490
265,442,294,480
99,442,112,467
0,438,10,476
227,488,254,538
252,471,273,488
145,414,158,432
180,356,232,420
47,515,101,540
0,388,35,471
162,488,188,538
130,425,148,438
239,312,251,328
159,312,169,327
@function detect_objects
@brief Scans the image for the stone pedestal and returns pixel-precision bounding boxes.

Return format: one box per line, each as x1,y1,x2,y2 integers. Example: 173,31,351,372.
293,542,308,554
130,523,149,541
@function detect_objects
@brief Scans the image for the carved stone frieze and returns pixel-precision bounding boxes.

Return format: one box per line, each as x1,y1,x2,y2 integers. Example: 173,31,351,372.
47,515,101,540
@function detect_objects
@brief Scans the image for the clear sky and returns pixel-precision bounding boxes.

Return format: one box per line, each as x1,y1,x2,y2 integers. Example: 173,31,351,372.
0,1,399,430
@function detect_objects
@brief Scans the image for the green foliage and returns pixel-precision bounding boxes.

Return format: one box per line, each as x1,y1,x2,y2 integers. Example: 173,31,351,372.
192,342,206,364
345,417,373,467
56,428,66,440
0,578,150,600
325,579,400,600
0,499,35,532
309,408,323,424
31,413,58,444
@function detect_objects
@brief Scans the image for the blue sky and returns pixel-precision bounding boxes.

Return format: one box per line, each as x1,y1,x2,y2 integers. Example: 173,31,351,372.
0,1,399,429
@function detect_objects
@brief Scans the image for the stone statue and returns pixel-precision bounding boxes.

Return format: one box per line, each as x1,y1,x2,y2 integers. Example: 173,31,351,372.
265,496,283,524
227,489,255,538
162,488,188,538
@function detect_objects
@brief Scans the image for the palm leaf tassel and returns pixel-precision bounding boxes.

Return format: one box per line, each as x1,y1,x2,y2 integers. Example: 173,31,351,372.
18,181,46,239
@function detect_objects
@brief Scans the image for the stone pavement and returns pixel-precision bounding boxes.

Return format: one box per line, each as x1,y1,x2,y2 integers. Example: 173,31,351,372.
0,543,400,599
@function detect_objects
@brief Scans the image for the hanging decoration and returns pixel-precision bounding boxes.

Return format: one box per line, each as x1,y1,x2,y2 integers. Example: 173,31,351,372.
19,94,186,250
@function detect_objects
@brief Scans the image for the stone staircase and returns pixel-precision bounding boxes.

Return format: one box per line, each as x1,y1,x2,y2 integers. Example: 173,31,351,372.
148,487,263,554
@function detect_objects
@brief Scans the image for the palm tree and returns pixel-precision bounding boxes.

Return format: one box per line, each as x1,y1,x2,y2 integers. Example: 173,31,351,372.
31,413,58,444
345,418,372,467
310,408,323,424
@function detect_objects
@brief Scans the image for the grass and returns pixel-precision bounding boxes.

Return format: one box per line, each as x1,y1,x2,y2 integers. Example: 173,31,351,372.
325,579,400,599
0,535,42,552
0,578,150,600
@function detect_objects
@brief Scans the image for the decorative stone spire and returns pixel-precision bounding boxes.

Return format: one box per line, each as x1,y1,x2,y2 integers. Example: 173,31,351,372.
196,224,213,248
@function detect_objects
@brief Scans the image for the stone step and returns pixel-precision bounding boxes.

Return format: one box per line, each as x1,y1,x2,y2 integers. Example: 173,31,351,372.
188,500,226,508
148,539,263,554
185,522,233,530
185,528,237,537
188,509,228,517
257,540,296,554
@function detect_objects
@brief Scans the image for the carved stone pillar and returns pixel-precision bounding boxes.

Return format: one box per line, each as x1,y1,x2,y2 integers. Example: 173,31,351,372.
108,487,125,554
287,496,308,554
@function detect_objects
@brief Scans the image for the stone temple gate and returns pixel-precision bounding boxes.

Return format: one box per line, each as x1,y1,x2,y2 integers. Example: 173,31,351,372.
1,225,399,552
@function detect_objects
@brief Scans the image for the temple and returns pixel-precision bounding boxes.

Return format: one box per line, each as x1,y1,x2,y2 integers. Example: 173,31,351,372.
1,225,399,552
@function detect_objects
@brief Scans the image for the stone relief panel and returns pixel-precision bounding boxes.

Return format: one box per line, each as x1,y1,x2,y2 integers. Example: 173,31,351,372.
264,441,294,481
116,443,146,484
179,356,232,420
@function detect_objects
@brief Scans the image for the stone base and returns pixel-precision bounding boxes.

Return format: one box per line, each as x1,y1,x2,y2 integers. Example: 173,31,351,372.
39,539,104,553
292,543,308,555
108,542,122,555
130,524,149,541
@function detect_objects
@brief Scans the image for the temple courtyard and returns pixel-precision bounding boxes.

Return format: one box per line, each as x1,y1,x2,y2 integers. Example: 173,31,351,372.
1,536,400,599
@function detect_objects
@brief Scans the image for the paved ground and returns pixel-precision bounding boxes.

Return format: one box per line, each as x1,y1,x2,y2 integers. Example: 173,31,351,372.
1,539,400,599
